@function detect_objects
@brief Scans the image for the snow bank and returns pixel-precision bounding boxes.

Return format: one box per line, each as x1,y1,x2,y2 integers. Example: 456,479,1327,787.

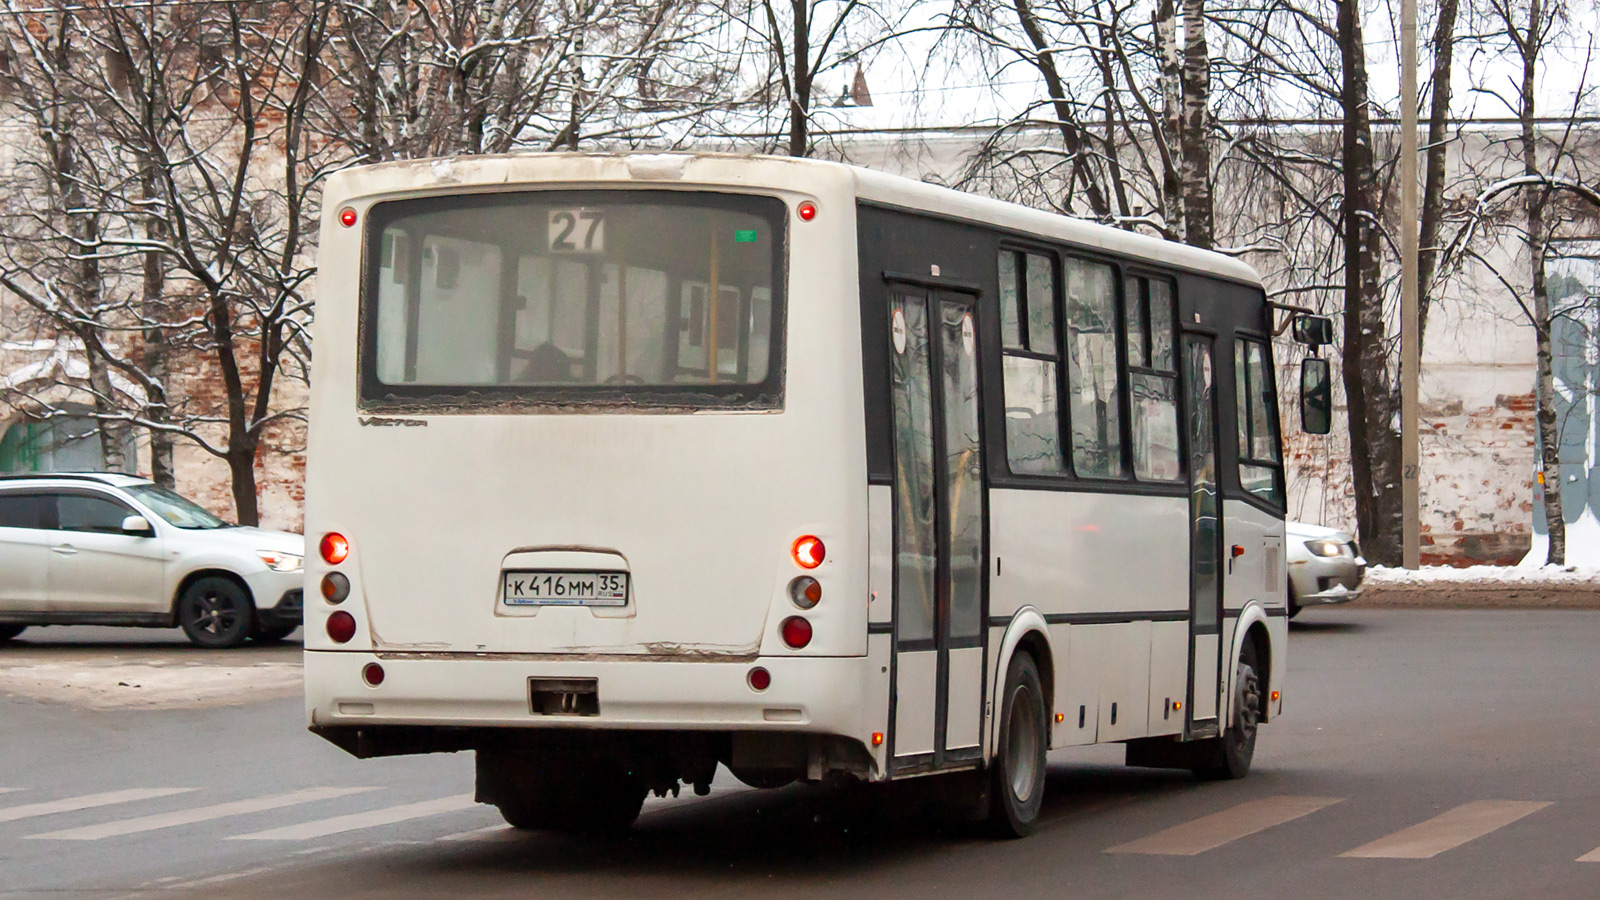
1366,564,1600,586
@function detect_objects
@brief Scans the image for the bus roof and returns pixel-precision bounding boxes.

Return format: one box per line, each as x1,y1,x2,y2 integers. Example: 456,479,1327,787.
325,152,1263,287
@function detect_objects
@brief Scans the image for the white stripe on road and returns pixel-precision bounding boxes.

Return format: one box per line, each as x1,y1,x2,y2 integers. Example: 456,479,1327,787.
27,787,377,840
1574,845,1600,862
1340,801,1552,859
228,794,477,841
0,788,196,823
1105,796,1343,856
438,824,521,842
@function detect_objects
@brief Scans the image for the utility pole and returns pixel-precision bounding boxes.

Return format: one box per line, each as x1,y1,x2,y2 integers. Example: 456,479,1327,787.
1401,0,1421,569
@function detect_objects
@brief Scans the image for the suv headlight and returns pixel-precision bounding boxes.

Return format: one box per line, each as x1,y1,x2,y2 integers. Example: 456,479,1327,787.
257,551,304,572
1304,539,1344,558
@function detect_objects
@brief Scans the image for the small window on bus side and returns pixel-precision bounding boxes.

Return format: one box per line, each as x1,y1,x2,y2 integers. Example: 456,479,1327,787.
1234,337,1284,505
1126,275,1182,482
1065,257,1124,478
998,249,1066,475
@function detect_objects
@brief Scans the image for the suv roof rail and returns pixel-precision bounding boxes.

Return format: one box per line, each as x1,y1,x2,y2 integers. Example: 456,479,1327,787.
0,471,135,484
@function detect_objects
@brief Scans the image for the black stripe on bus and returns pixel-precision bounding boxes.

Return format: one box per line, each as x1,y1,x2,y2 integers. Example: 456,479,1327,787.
986,610,1189,628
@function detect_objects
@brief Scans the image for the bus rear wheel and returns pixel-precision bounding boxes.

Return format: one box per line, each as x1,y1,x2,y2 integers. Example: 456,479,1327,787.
988,651,1047,838
478,751,646,834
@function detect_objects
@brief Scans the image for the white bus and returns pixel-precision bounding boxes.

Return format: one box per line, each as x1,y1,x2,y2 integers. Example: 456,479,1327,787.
303,153,1333,837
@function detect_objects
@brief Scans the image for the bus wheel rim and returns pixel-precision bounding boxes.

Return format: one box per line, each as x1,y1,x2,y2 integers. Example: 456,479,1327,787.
1008,683,1040,801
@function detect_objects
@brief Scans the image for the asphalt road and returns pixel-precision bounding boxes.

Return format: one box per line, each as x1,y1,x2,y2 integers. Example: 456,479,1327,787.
3,611,1599,900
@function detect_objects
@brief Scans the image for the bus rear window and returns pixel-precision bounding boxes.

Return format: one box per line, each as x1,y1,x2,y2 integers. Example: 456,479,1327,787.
361,191,786,410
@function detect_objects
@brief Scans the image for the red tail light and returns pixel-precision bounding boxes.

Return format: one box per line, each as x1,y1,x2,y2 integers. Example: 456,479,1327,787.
338,207,358,228
362,662,385,686
747,667,771,691
320,532,349,565
780,616,812,649
327,610,357,643
791,535,824,569
797,201,817,221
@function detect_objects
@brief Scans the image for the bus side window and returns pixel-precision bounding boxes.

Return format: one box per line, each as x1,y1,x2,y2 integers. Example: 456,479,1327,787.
998,249,1067,476
1235,338,1285,504
1126,276,1182,482
1064,257,1125,478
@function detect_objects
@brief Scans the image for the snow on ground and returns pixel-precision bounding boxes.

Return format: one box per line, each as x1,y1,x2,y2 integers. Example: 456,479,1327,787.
1367,564,1600,586
0,661,302,710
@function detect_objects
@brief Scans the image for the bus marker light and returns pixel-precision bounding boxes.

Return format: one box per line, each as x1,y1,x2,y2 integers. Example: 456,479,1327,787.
797,201,817,221
748,667,771,691
780,616,812,649
327,610,357,644
320,532,350,565
362,663,385,686
1055,713,1064,723
871,732,884,746
791,535,825,569
320,572,350,604
1173,701,1182,711
788,576,822,609
1271,691,1280,702
338,207,357,228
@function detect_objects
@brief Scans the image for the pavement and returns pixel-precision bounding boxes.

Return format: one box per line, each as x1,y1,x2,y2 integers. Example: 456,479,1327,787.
3,611,1600,899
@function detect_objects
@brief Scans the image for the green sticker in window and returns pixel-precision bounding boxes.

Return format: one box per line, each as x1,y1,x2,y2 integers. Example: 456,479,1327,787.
734,230,759,243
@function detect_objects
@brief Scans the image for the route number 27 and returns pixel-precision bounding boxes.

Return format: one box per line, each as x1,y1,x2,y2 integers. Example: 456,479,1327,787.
548,209,605,253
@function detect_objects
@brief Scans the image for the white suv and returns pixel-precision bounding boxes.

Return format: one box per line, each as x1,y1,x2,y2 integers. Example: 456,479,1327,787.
0,473,304,648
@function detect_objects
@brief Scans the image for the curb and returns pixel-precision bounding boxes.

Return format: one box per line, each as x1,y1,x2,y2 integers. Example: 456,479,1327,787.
1346,583,1600,610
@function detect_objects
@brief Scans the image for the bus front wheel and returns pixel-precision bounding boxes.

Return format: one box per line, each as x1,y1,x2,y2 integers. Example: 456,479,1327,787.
1195,639,1261,780
988,651,1048,838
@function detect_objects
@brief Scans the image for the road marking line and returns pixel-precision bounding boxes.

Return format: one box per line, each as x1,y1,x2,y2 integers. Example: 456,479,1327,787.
228,794,477,840
438,824,520,842
1341,800,1552,859
0,788,197,823
1106,795,1344,856
26,787,377,840
1577,846,1600,863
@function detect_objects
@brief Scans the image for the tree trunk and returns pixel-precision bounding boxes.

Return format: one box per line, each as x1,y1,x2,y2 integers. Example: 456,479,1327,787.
1177,0,1212,249
1338,0,1403,565
787,0,810,157
1153,0,1184,234
141,169,175,488
1416,0,1457,348
1519,0,1564,564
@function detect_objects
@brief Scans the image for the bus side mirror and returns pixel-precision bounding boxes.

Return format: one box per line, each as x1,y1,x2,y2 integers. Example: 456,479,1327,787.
1292,315,1334,348
1301,358,1332,435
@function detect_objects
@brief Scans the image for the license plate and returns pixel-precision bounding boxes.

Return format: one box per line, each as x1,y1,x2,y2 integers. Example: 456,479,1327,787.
502,570,628,607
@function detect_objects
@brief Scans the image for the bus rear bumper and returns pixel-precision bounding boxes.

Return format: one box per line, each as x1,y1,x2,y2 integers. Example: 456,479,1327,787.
304,649,875,740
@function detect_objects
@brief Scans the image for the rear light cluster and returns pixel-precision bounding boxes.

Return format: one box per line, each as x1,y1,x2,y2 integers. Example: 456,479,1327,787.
320,532,356,644
780,535,826,650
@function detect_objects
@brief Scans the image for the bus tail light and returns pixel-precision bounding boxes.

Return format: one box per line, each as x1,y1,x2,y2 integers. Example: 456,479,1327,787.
320,572,350,604
327,610,357,644
780,616,812,649
362,663,385,686
791,535,824,569
338,207,358,228
788,576,821,609
797,201,817,221
747,667,771,691
320,532,350,565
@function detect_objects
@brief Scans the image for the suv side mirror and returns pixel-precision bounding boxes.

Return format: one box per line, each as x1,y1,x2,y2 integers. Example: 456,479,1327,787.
1292,315,1334,348
121,515,155,537
1301,358,1332,435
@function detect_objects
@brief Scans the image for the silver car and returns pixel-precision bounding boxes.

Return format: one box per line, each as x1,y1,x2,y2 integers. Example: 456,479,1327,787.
1285,521,1366,618
0,472,304,647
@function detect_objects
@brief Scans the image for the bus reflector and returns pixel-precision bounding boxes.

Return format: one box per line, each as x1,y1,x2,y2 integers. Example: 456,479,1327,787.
362,663,385,686
748,667,771,691
327,611,357,644
320,532,350,565
791,535,825,569
780,616,812,649
788,576,822,609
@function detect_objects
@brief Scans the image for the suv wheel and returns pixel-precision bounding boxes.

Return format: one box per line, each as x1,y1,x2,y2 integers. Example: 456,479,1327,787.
177,576,254,649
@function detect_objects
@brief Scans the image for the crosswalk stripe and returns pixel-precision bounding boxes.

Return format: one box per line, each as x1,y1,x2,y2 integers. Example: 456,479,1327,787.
438,824,518,842
1576,845,1600,863
26,787,378,841
1340,800,1551,859
1105,795,1343,856
0,788,197,824
227,794,477,841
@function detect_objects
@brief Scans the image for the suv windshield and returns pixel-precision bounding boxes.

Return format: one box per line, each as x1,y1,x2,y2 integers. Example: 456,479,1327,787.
361,190,787,411
125,484,231,529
